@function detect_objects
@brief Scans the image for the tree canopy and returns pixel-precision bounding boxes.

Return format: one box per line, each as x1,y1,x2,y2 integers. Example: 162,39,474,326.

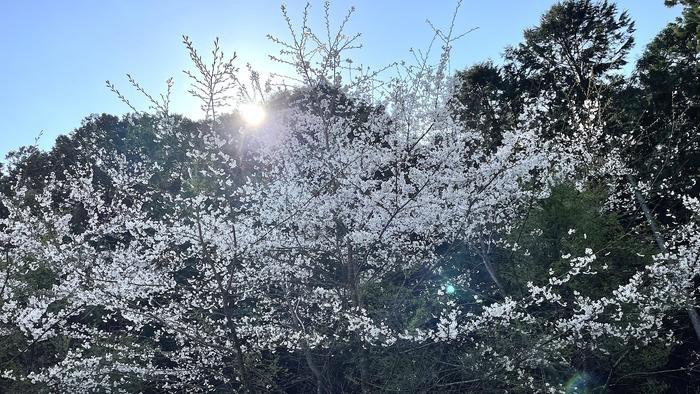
1,1,700,392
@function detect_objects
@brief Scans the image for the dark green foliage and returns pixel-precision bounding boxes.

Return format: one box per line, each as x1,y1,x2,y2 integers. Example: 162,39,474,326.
498,184,655,298
617,0,700,227
514,1,633,133
453,61,519,153
449,1,700,391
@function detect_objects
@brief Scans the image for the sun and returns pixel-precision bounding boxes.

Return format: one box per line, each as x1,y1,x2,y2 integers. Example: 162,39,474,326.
239,103,266,127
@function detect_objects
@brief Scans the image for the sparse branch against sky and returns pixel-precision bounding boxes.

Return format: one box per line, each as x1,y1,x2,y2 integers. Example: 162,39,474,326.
0,0,679,158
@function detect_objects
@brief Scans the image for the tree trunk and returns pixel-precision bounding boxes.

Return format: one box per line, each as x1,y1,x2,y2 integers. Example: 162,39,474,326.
224,296,252,393
481,252,506,296
196,210,253,393
347,241,370,393
477,231,506,296
627,174,700,342
302,342,325,394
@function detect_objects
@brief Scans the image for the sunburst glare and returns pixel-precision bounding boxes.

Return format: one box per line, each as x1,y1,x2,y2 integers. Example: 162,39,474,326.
239,103,266,126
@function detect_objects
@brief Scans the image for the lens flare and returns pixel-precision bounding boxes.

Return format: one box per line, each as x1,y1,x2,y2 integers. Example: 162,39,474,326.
564,372,592,393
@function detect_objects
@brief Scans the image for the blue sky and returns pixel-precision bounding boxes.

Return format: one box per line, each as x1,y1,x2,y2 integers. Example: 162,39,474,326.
0,1,681,159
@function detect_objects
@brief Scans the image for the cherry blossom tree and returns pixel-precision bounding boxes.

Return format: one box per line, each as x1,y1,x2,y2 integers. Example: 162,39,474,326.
1,1,699,392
